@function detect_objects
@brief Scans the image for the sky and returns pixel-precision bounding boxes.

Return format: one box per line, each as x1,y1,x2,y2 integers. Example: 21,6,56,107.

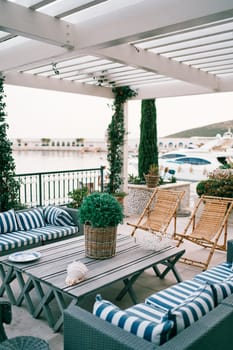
4,84,233,140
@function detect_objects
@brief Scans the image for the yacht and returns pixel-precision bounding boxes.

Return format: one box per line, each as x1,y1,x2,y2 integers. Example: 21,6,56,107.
129,131,233,182
159,150,228,182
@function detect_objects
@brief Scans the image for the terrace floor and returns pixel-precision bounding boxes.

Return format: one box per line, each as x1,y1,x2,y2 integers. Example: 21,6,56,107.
3,187,233,349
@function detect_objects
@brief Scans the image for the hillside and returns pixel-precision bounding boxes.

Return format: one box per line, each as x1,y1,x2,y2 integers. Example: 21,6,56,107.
166,120,233,138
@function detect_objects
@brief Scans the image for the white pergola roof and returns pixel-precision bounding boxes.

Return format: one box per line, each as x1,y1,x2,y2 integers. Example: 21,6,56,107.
1,0,233,100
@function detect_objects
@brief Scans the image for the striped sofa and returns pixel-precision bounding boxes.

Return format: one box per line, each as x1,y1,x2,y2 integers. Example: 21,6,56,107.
64,241,233,350
0,206,81,256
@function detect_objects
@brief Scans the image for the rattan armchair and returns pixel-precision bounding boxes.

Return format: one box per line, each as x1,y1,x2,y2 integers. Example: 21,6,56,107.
0,299,50,349
176,195,233,270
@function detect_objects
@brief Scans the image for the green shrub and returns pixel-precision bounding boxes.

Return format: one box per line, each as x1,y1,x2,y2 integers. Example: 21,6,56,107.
128,174,145,184
79,192,124,228
196,169,233,198
67,187,89,208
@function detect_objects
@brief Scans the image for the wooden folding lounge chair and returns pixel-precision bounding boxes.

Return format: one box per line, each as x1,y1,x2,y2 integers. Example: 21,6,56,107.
176,195,233,271
127,188,185,237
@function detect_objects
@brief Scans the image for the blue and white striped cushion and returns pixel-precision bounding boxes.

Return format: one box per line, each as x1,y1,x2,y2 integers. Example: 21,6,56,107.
145,279,204,311
30,224,78,241
44,206,74,226
93,296,173,345
0,230,41,252
0,209,18,234
194,262,233,284
126,303,168,323
210,276,233,305
168,284,214,335
16,208,45,231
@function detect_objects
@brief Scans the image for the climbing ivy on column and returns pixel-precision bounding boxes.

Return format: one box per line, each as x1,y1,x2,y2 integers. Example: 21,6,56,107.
106,86,137,194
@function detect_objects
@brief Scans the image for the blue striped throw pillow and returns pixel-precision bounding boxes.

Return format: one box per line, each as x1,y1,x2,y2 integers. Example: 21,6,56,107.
16,208,45,231
93,295,173,345
44,206,74,226
126,303,168,323
168,284,214,335
0,209,18,234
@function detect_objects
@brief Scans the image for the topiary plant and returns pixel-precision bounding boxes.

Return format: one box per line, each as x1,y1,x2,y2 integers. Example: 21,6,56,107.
79,192,124,228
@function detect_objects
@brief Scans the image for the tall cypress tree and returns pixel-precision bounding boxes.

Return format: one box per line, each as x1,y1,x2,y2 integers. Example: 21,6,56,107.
0,75,20,211
138,98,158,180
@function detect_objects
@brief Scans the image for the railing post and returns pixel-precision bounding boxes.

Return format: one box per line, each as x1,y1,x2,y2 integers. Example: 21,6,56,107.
38,174,42,206
16,167,104,207
100,166,105,192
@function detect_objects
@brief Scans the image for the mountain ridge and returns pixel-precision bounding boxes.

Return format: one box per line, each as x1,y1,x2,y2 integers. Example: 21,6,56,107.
166,120,233,138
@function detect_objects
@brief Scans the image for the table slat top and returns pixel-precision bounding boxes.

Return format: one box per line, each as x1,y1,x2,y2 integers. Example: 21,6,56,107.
0,235,185,299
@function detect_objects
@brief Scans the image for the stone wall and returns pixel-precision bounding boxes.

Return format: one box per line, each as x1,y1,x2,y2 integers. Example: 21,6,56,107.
125,181,191,216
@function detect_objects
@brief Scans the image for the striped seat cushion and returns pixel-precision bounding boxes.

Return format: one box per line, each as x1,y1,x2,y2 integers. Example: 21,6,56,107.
16,208,45,231
145,279,204,311
44,206,74,226
30,224,78,242
0,209,18,234
210,276,233,305
194,262,233,284
93,295,173,345
0,230,41,253
168,284,214,335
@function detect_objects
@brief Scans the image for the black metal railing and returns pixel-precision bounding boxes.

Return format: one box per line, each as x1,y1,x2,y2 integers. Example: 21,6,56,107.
15,166,105,208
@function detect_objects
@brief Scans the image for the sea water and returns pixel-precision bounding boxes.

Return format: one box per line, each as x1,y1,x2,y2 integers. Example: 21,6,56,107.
13,150,138,175
13,150,108,174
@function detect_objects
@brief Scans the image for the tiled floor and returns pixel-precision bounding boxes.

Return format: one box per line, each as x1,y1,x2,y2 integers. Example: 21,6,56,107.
3,210,233,350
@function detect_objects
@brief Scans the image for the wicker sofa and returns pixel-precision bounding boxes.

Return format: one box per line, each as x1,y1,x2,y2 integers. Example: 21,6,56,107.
63,241,233,350
0,206,82,256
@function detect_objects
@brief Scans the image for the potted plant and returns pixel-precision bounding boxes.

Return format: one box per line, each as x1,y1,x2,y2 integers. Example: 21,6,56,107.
67,187,89,208
144,164,160,188
79,192,124,259
112,191,128,206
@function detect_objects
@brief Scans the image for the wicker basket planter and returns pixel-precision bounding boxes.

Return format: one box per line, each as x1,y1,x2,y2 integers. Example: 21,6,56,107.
84,224,117,259
144,174,160,188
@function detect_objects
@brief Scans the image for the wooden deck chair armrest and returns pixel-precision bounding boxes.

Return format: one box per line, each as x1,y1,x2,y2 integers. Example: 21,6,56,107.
175,232,187,239
127,222,150,236
176,233,216,246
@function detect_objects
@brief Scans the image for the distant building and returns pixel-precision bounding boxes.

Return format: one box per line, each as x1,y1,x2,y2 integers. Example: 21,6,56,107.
11,136,217,153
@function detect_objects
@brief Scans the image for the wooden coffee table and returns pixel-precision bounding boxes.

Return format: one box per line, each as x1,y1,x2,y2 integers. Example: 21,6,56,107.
0,235,185,331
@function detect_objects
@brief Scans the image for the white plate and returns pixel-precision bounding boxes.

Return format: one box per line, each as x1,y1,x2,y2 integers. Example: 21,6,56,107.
8,251,41,262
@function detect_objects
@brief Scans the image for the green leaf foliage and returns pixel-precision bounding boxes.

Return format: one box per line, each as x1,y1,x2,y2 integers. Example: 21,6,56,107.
0,75,21,211
79,192,124,228
196,169,233,198
106,86,137,194
67,187,89,208
138,99,158,180
196,179,233,198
